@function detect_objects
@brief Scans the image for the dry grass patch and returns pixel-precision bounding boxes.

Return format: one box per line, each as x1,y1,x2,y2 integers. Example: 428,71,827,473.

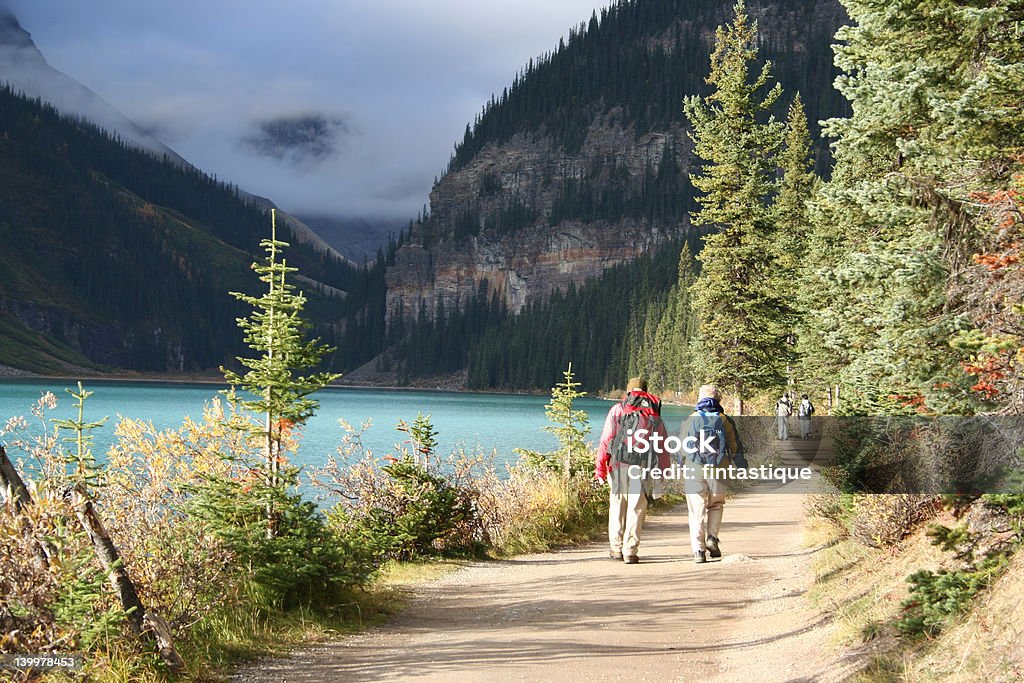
808,510,954,674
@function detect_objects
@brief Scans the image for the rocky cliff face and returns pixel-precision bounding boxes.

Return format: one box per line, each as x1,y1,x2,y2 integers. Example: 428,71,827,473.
385,0,848,321
388,123,688,315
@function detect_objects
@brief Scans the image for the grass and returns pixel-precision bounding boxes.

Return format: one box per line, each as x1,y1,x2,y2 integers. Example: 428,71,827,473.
804,502,1024,682
376,557,473,586
804,512,946,679
902,552,1024,682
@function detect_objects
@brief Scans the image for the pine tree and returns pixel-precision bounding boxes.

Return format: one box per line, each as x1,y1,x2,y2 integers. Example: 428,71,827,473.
515,363,592,480
222,209,341,532
683,0,790,413
651,243,699,395
544,362,591,482
670,243,700,393
807,0,1024,414
52,382,108,490
775,94,817,276
774,94,818,392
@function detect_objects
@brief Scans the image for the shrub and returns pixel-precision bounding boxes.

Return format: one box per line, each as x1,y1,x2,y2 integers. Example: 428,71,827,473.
804,493,853,535
897,556,1007,638
849,494,937,547
824,417,1024,495
317,419,487,562
0,489,124,656
316,417,608,560
476,465,606,555
356,454,480,560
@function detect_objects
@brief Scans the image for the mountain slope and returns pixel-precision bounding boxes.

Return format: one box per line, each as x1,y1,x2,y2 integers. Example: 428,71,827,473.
0,86,366,373
386,0,848,320
0,8,187,166
0,8,353,267
296,215,408,263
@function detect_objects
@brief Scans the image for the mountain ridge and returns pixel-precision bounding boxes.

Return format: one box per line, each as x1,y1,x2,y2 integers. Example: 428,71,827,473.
0,7,353,266
385,0,848,322
0,85,372,373
0,7,187,165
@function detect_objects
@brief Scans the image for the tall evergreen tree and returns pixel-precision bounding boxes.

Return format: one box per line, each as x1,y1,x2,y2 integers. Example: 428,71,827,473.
683,0,791,413
807,0,1024,415
775,94,819,391
651,243,699,395
222,209,341,532
775,94,817,276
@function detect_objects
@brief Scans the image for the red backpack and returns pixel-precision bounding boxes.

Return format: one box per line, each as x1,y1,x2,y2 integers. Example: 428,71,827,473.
607,391,663,467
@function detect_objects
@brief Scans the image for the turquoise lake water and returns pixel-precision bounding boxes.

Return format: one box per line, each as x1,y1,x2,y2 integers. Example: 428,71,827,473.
0,379,693,476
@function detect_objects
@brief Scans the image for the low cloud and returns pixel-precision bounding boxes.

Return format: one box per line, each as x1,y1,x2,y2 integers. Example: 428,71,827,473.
242,112,354,165
4,0,607,217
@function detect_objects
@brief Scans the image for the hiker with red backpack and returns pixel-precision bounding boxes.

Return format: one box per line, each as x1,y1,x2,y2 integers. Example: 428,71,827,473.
595,377,669,565
680,384,747,564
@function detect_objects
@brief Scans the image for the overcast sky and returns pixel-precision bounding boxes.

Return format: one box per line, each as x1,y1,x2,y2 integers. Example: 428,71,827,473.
4,1,607,220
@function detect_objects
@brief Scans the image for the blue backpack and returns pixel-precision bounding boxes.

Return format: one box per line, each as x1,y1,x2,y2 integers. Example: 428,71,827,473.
683,410,748,468
685,411,730,466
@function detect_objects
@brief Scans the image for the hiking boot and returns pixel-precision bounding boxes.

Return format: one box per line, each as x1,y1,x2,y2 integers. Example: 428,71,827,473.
706,535,722,559
609,550,623,560
624,555,639,564
694,551,707,564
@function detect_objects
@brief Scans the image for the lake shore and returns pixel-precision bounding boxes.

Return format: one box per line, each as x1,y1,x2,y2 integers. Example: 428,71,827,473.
0,368,693,405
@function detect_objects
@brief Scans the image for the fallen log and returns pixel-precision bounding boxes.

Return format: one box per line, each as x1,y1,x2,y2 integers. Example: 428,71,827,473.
0,444,33,510
0,444,54,565
71,487,186,675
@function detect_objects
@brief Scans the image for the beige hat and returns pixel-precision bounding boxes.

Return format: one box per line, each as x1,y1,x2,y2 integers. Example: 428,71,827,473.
697,384,721,400
626,377,648,392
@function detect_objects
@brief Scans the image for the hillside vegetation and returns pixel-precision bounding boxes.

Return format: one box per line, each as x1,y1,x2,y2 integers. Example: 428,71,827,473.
0,86,380,373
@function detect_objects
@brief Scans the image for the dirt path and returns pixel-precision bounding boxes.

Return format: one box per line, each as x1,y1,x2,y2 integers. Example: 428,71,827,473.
235,439,854,682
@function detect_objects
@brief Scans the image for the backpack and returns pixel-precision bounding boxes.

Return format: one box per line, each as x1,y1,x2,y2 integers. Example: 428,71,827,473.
799,400,815,417
686,411,731,466
607,392,663,468
776,399,792,417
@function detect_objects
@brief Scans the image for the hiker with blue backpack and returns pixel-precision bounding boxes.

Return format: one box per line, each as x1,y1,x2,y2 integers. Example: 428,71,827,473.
680,384,748,564
595,377,669,565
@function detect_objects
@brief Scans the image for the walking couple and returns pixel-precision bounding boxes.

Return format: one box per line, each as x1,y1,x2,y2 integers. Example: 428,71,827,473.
594,379,746,565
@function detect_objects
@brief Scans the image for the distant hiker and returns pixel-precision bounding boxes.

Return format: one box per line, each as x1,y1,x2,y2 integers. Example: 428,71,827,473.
798,394,815,440
775,393,793,440
680,384,747,564
595,377,669,565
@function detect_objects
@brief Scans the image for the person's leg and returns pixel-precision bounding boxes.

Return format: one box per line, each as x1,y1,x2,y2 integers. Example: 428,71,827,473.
777,416,784,439
684,475,708,553
608,492,627,555
622,490,649,559
800,418,810,439
705,476,728,543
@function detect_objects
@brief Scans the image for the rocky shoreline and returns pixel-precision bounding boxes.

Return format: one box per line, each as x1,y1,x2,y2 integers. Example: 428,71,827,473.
0,364,35,377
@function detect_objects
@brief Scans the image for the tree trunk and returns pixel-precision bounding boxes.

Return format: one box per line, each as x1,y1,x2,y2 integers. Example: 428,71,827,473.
71,489,186,675
0,444,33,511
0,445,55,565
733,396,744,415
